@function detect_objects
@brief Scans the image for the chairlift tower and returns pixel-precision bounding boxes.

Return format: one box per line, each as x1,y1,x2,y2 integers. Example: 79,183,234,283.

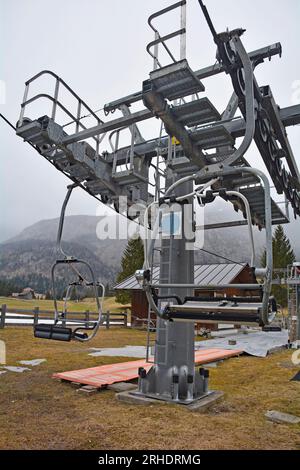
14,0,300,405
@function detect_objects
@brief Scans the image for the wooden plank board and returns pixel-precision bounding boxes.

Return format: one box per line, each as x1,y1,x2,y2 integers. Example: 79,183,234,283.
53,348,242,388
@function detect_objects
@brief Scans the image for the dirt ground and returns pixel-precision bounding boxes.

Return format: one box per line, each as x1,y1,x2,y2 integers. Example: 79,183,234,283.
0,326,299,450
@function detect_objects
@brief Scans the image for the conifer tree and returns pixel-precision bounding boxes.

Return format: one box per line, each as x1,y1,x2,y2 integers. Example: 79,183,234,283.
260,225,295,306
116,236,144,304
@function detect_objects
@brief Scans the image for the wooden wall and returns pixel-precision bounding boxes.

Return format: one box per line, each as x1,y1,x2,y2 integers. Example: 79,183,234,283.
130,265,258,329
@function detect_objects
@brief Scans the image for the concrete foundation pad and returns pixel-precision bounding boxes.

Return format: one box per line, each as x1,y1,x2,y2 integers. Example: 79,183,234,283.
265,410,300,424
186,390,224,412
116,389,224,410
108,382,137,392
117,389,159,406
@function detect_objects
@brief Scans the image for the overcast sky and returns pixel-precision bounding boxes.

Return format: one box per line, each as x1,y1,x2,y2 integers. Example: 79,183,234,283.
0,0,299,241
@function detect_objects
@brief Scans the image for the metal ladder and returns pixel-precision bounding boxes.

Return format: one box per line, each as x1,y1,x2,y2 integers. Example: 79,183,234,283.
145,231,174,366
288,287,297,341
287,263,300,343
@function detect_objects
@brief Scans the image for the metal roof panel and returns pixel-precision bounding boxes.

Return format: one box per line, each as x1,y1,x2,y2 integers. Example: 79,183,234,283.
114,263,247,290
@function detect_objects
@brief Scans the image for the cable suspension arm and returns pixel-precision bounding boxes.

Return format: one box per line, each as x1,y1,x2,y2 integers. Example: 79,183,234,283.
197,0,219,45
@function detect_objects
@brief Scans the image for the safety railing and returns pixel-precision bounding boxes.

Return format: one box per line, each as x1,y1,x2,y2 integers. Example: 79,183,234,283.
287,263,300,283
109,126,135,173
147,0,186,70
271,186,290,222
18,70,104,154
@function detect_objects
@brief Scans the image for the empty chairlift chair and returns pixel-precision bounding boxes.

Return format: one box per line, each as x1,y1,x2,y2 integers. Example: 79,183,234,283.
138,170,277,328
34,184,105,342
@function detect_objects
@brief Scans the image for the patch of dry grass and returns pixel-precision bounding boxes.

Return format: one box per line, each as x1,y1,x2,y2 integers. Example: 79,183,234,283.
0,327,299,450
0,296,130,314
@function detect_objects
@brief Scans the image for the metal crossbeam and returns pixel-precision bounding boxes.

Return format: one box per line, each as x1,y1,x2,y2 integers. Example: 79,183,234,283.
104,103,300,164
280,104,300,127
62,109,152,145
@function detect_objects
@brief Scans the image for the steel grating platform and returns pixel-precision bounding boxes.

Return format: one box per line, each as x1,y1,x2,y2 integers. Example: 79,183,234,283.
16,120,48,147
53,348,242,388
169,156,200,174
16,117,117,198
191,124,234,149
150,59,205,101
172,97,221,127
84,179,111,195
112,169,148,185
239,185,289,225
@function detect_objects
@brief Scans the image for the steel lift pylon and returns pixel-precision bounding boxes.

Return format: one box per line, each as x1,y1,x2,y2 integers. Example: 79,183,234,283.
15,0,300,404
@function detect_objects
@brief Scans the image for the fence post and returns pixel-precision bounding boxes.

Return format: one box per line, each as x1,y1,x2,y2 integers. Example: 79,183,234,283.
0,304,6,329
106,310,110,329
85,310,89,325
33,306,39,326
62,309,67,327
123,312,127,328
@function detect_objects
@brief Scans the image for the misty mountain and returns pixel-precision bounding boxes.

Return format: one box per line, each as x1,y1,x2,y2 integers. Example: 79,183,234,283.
8,215,128,270
0,215,128,293
0,203,299,294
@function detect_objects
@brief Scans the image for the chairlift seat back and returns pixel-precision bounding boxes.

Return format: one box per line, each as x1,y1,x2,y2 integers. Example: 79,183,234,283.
34,324,73,341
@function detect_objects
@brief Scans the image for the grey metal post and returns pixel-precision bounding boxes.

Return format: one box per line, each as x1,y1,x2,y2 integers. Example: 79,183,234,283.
292,267,300,342
0,304,6,329
18,84,29,126
62,309,67,327
51,79,60,120
33,307,39,327
137,173,206,403
180,1,186,61
85,310,90,324
156,177,194,400
297,285,300,341
154,31,159,70
287,264,300,343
